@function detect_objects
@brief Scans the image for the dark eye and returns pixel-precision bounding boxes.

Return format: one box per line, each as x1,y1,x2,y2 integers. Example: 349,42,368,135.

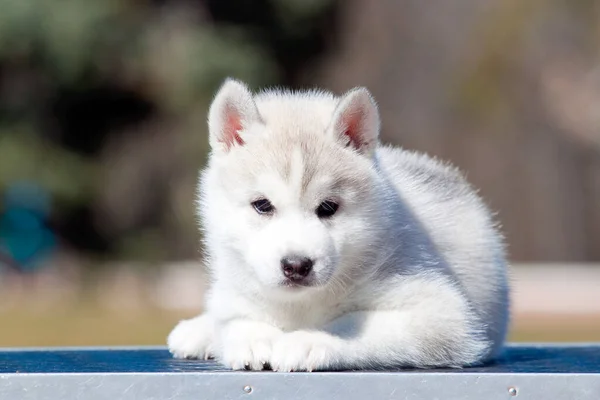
252,198,275,215
316,200,339,218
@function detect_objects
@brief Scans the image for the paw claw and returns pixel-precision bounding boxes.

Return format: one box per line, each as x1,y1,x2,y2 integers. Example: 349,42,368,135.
269,331,339,372
219,321,283,371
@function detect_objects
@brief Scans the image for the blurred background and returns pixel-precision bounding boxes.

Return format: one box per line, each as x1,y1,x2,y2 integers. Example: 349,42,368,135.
0,0,599,347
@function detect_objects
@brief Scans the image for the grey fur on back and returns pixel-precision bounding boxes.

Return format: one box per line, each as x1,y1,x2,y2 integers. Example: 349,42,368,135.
374,146,510,357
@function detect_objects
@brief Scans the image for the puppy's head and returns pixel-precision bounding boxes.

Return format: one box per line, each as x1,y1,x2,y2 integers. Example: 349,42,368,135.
201,79,383,297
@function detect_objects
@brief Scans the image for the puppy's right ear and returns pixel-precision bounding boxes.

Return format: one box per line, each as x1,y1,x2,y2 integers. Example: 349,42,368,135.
208,79,262,153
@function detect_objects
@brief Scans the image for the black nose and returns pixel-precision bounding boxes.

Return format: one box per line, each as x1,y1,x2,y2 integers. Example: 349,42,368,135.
281,256,313,280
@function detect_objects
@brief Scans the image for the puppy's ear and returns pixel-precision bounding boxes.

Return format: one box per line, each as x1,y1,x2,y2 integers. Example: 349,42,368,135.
208,78,262,153
328,88,380,156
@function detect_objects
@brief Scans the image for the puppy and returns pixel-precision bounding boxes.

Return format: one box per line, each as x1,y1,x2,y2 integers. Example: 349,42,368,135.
167,79,510,372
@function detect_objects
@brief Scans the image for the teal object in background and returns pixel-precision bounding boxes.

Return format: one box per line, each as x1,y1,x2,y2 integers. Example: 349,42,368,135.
0,182,56,272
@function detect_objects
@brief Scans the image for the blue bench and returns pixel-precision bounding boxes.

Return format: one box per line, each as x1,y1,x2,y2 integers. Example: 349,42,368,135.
1,344,599,399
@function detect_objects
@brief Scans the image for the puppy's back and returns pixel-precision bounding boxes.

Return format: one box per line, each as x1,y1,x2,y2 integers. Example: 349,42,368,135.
376,146,510,357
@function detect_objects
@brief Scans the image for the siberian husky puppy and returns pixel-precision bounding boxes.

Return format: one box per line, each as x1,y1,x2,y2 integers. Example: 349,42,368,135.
167,78,510,372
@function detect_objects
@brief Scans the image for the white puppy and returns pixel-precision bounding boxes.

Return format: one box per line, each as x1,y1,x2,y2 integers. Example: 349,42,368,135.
167,78,510,371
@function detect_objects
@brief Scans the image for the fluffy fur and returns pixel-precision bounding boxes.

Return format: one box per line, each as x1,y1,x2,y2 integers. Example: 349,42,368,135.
167,78,510,371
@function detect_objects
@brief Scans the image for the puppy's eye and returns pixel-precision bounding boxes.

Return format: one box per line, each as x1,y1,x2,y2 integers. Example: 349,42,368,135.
316,200,339,218
252,198,275,215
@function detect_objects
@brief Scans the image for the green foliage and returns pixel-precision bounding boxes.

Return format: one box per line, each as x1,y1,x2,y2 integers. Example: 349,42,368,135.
0,0,332,264
0,127,98,207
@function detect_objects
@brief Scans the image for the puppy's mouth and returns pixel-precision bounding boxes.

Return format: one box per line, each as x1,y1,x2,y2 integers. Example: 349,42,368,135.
279,277,318,289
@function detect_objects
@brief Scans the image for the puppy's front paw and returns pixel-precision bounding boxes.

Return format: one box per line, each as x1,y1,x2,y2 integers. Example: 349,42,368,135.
167,314,216,360
270,331,343,372
219,321,283,371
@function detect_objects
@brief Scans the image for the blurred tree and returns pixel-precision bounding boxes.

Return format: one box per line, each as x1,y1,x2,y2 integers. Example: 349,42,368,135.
0,0,338,268
313,0,600,261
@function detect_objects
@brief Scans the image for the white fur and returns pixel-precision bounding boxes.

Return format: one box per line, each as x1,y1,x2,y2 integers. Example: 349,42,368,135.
167,78,510,371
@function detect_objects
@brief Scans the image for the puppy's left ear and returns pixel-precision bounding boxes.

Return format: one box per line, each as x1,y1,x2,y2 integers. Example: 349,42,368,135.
208,78,262,153
328,87,380,156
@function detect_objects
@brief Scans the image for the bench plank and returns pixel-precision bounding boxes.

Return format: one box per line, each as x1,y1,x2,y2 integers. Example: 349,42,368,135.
1,345,599,399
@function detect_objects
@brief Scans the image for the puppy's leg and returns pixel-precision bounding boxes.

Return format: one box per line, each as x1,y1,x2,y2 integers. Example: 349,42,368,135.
216,319,285,371
168,313,216,360
269,278,491,371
